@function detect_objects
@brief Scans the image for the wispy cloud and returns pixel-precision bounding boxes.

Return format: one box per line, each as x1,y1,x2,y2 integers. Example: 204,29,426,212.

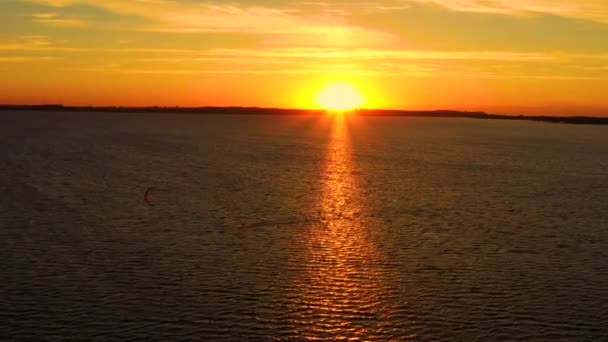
406,0,608,22
202,48,553,61
28,11,89,27
0,56,57,62
30,12,57,19
6,34,608,65
0,39,560,62
0,35,75,51
33,17,88,27
19,0,393,46
106,65,608,80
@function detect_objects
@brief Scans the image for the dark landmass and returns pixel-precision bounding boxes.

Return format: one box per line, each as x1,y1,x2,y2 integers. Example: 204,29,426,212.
1,104,607,125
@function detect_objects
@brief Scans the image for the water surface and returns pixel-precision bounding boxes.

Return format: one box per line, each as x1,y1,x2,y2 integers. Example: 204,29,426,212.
1,111,607,340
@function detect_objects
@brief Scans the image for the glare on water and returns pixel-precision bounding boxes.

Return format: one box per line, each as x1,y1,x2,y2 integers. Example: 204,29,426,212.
291,116,400,339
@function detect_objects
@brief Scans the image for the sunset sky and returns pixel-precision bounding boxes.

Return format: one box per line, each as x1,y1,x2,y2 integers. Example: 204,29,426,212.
2,0,608,115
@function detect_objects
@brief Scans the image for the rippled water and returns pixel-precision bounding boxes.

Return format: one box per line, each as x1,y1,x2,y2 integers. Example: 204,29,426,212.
1,111,607,340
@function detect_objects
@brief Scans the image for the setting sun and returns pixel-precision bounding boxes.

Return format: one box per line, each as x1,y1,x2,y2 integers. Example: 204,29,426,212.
316,83,364,111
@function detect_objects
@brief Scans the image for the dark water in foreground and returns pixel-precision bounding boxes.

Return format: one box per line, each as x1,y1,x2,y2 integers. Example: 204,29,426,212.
1,111,607,340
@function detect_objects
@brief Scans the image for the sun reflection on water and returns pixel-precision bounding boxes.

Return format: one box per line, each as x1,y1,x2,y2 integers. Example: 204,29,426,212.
291,115,394,340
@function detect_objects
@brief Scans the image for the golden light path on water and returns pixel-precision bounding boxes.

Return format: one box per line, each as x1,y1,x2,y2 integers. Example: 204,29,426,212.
290,114,405,340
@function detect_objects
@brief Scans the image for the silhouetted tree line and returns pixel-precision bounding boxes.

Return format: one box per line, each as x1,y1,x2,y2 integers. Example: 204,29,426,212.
1,105,607,125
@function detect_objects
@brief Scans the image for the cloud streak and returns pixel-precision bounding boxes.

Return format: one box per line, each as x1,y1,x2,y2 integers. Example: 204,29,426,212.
0,39,561,62
406,0,608,22
0,56,57,62
32,0,608,23
20,0,394,46
5,36,608,63
204,48,553,61
28,11,89,27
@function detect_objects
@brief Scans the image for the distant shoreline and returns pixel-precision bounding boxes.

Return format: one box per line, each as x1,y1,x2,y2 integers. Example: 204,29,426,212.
1,104,608,125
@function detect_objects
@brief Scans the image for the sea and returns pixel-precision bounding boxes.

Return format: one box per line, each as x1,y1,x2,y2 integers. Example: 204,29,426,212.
1,111,607,341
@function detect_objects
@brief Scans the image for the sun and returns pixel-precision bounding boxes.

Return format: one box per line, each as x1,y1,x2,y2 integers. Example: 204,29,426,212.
316,83,364,111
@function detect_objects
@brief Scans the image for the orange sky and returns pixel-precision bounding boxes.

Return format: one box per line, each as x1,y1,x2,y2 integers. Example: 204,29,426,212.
2,0,608,115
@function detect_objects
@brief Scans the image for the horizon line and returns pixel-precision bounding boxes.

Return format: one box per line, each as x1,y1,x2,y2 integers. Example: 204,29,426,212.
2,103,608,118
2,104,608,125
